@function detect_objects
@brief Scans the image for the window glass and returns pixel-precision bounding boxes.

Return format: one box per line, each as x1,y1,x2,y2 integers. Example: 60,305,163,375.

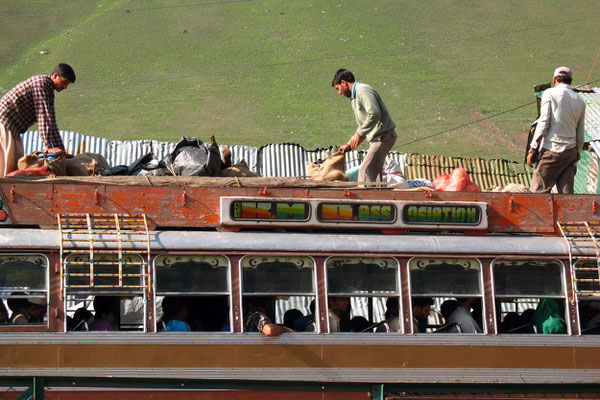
0,254,46,292
0,254,48,325
242,256,314,295
493,260,563,296
493,260,566,335
327,257,398,295
410,258,481,296
155,255,229,294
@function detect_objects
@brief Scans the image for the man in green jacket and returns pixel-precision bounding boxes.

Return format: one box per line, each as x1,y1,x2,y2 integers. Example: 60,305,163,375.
332,69,397,183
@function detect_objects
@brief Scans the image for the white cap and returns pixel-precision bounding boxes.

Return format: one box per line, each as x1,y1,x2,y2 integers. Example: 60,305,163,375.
553,66,572,78
27,297,46,306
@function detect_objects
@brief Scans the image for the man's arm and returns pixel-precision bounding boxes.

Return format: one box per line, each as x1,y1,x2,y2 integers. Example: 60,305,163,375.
576,106,586,155
261,323,293,336
340,132,365,153
527,91,551,167
32,80,64,150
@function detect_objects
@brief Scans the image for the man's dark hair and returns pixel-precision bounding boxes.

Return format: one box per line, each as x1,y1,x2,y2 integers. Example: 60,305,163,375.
52,63,76,83
555,74,572,85
413,297,434,308
332,68,355,86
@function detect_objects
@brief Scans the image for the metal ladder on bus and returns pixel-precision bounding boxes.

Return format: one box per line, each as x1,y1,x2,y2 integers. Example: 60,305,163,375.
557,221,600,303
58,213,151,330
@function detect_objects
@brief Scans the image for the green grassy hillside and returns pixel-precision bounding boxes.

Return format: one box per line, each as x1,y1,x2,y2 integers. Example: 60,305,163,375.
1,0,599,161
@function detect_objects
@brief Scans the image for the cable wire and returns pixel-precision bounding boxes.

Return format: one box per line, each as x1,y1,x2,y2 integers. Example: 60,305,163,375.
393,77,600,149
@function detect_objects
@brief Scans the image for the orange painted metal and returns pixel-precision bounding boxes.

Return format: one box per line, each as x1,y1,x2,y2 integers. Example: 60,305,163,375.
0,180,598,234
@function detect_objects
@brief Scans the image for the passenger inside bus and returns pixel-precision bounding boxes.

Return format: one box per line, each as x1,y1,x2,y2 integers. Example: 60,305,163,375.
328,296,350,332
579,301,600,334
341,316,371,332
244,296,293,336
293,300,315,331
446,298,482,333
88,296,119,331
412,297,434,333
67,307,93,331
532,299,566,334
377,297,399,332
9,297,46,324
0,300,8,323
283,309,303,330
438,299,459,332
158,297,190,332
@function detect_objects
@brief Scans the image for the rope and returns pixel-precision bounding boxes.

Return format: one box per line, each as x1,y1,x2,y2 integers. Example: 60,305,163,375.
585,47,600,85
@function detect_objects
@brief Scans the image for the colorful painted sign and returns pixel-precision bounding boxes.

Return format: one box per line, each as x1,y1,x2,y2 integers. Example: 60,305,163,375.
231,201,309,221
402,204,481,225
317,203,395,222
221,197,488,230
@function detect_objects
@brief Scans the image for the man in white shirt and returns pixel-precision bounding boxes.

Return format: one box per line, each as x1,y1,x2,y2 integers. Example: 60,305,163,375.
328,296,350,332
527,66,586,194
447,298,482,333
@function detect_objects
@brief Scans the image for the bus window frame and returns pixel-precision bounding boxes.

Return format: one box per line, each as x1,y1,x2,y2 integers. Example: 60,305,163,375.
153,253,233,333
490,258,569,335
62,252,149,333
0,253,50,329
240,254,317,333
324,255,402,334
574,259,600,336
407,256,485,334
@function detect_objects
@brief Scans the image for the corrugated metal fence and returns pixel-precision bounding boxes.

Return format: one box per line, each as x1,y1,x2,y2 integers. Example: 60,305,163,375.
23,130,533,188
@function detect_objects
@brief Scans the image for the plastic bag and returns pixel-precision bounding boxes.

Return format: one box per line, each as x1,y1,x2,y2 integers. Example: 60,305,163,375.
433,167,480,192
382,158,409,189
167,137,222,176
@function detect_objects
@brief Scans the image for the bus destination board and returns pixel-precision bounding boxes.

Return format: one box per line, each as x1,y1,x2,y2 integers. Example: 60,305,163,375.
402,204,482,225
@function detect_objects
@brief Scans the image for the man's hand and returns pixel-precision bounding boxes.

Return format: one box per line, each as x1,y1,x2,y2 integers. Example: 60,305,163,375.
339,144,351,153
526,150,535,167
46,147,66,158
348,132,363,150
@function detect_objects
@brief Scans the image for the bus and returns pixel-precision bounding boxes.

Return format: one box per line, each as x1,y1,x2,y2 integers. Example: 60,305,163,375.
0,176,599,399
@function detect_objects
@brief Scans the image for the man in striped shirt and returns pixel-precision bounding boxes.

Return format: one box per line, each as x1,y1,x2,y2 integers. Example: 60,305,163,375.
0,63,76,176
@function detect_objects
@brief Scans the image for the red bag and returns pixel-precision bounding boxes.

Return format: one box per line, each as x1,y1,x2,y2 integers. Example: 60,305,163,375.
433,167,480,192
6,166,51,177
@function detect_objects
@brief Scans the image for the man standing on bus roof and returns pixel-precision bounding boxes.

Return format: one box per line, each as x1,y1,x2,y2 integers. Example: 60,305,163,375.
527,66,585,194
0,63,75,177
332,69,397,183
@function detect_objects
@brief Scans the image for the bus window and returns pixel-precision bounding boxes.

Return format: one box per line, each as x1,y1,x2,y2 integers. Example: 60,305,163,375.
155,255,230,332
577,260,600,334
0,254,48,325
409,258,483,334
493,259,566,334
64,253,146,332
242,256,315,333
326,257,399,333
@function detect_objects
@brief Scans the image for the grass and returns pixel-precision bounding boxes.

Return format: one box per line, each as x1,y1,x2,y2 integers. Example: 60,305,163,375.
0,0,599,161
